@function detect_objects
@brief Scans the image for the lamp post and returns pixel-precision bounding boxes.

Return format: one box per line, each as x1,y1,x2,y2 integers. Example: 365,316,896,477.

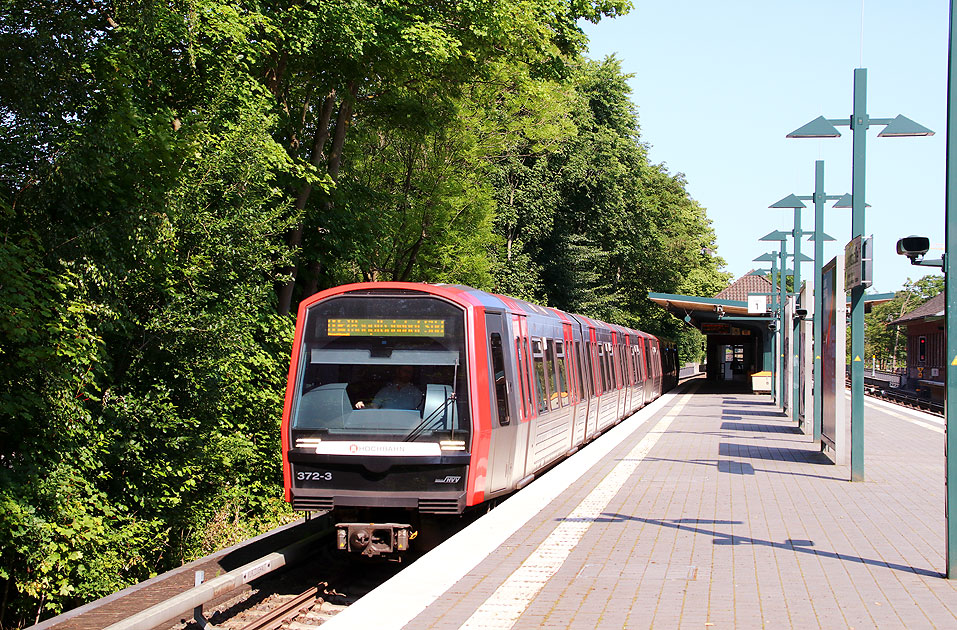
771,163,847,442
754,251,781,403
788,68,934,482
760,230,789,408
768,197,812,426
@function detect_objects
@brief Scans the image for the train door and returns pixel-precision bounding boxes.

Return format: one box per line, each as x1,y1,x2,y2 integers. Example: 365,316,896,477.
631,344,642,410
640,339,653,403
624,335,634,413
510,314,533,483
486,312,517,494
587,327,600,436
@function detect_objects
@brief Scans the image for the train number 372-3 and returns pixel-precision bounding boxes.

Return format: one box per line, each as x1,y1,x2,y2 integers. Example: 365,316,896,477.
296,471,332,481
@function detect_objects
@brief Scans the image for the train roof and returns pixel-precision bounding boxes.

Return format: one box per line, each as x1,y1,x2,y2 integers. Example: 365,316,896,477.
302,282,660,341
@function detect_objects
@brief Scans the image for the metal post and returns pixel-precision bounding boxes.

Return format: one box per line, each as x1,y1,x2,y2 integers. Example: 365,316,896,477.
850,68,868,482
771,253,780,403
945,0,957,579
779,238,789,411
813,160,825,443
792,207,803,426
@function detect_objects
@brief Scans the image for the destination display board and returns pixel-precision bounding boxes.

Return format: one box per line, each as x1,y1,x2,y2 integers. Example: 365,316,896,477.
327,318,445,337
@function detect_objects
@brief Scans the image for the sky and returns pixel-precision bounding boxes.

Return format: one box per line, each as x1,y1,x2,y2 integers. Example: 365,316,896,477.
580,0,949,295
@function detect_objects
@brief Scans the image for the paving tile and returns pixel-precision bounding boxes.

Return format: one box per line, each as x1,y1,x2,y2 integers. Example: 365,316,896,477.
392,384,957,630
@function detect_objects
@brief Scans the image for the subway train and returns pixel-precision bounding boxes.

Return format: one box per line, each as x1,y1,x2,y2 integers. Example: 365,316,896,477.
280,282,678,556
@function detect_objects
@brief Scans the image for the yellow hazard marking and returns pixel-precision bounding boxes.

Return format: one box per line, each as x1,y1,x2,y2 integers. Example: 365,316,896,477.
952,355,957,366
816,355,821,360
854,356,862,362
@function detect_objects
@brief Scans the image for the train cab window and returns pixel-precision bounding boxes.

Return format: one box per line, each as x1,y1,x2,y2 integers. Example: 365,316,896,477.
554,340,568,407
292,295,469,445
532,338,549,413
489,333,510,426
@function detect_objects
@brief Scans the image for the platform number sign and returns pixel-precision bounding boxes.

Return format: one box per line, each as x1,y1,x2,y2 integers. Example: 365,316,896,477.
747,294,768,314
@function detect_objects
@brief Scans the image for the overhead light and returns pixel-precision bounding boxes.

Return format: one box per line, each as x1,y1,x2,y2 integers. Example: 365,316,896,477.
787,115,843,138
877,114,934,137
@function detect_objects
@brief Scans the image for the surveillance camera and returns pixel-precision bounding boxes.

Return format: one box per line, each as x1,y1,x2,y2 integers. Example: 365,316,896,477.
896,235,930,261
795,308,808,319
767,321,777,332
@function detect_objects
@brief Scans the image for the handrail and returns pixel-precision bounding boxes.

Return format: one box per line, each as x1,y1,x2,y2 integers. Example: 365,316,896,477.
103,525,332,630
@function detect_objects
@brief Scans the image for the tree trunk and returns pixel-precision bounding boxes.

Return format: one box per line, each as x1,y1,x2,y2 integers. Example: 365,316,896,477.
303,259,322,299
277,92,337,316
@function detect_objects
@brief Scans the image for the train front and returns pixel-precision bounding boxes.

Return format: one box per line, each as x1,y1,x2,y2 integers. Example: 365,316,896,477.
282,285,473,556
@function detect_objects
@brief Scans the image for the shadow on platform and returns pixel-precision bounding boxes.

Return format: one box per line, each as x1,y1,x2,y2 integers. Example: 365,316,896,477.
578,515,943,579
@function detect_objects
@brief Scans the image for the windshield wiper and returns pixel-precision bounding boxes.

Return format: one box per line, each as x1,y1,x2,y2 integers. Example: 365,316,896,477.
403,393,456,442
404,357,459,442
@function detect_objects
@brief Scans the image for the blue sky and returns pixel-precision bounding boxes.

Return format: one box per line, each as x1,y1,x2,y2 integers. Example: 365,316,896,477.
581,1,948,294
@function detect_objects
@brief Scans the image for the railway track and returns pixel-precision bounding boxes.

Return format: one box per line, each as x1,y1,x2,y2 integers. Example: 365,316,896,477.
863,384,944,416
170,545,407,630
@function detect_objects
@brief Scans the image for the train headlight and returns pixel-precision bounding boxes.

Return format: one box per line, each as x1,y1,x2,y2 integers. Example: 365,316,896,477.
295,437,322,450
439,440,466,451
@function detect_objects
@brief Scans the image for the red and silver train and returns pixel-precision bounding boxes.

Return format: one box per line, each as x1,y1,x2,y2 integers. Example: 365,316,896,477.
281,282,677,555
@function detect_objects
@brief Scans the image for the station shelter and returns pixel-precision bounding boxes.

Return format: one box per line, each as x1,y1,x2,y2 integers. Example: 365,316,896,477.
649,273,775,383
889,291,946,401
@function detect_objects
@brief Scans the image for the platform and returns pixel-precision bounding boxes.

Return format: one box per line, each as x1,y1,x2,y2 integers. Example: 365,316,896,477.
322,377,957,629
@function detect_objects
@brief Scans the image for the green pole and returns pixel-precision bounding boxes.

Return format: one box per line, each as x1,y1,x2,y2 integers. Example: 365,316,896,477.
850,68,867,483
945,0,956,579
792,207,803,426
771,253,779,403
779,238,789,411
813,161,825,443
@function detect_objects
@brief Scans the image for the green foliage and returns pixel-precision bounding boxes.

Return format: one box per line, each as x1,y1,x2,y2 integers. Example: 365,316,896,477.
485,56,730,362
0,1,730,625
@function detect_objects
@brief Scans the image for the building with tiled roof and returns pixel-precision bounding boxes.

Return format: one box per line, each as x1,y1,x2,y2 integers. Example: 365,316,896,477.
713,271,774,302
888,292,944,326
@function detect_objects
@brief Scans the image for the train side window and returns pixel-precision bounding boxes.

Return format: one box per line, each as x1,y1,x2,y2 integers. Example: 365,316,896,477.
554,340,568,407
573,340,585,400
489,333,510,426
584,341,594,397
546,340,560,410
514,338,527,420
604,345,613,392
598,343,611,394
524,337,535,413
616,344,624,388
532,338,549,413
596,344,606,393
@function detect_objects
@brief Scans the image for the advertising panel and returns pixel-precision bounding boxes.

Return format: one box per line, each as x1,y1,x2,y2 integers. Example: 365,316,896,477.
821,256,846,463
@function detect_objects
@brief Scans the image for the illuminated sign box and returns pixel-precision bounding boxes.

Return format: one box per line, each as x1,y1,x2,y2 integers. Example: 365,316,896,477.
327,318,445,337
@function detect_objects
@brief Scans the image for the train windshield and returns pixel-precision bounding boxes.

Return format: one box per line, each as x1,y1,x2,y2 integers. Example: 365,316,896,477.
291,295,470,445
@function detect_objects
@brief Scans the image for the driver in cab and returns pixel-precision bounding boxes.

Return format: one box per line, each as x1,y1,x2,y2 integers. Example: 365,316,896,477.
355,365,423,409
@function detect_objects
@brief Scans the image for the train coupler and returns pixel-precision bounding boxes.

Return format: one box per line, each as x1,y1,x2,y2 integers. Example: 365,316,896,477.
336,522,415,556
